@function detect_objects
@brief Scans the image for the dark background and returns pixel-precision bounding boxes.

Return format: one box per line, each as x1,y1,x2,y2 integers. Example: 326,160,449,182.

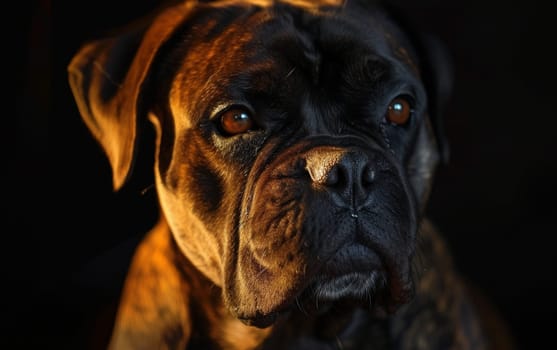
18,0,556,348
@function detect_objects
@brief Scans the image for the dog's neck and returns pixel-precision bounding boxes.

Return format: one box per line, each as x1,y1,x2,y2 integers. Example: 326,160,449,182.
260,306,392,349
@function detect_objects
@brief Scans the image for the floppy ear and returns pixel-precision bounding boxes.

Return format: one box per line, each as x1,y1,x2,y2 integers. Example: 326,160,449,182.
402,32,454,211
67,2,193,190
414,33,453,164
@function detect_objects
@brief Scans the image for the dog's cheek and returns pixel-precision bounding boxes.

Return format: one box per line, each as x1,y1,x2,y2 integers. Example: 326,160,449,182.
406,119,440,212
155,132,230,286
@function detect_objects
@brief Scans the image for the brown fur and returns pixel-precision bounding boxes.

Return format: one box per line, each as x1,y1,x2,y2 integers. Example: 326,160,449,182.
68,1,516,349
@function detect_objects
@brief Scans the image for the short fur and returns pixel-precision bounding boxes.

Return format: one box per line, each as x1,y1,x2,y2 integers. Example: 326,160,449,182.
68,1,514,349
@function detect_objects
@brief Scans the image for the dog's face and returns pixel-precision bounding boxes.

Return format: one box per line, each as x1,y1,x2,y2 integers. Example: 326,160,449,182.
69,0,451,329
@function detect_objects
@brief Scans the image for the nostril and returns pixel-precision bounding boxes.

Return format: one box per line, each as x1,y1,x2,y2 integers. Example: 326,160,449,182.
362,165,376,186
305,147,344,185
324,165,340,186
304,148,377,198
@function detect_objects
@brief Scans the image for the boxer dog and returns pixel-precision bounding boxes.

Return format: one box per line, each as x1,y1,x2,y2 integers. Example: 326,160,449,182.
68,0,513,348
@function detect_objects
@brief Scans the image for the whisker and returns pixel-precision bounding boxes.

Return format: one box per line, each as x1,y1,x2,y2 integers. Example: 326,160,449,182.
285,66,296,79
335,335,345,349
140,183,155,196
295,296,308,316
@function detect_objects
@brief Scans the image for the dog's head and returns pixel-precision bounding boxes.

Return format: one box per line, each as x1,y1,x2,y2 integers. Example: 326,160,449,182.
69,0,452,328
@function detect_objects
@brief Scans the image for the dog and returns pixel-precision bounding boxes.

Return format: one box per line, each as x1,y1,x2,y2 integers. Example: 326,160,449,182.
68,1,514,349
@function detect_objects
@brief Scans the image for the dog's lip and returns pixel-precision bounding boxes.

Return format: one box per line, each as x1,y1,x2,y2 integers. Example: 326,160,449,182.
301,268,412,315
235,253,393,328
319,243,384,275
281,244,414,322
277,269,389,320
233,240,414,327
311,270,384,301
234,265,412,328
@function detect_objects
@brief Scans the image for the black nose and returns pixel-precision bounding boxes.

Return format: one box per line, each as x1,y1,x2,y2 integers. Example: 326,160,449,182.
305,147,375,208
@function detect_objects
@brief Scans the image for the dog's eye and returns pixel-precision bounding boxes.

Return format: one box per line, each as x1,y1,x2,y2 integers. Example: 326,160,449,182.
219,108,254,135
386,97,412,125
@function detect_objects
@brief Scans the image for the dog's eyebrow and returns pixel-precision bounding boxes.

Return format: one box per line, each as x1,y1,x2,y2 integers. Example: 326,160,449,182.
226,60,293,92
360,56,389,79
383,32,420,76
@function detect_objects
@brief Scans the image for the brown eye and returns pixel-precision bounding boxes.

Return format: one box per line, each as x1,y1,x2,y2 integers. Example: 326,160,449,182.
220,108,254,135
386,97,412,125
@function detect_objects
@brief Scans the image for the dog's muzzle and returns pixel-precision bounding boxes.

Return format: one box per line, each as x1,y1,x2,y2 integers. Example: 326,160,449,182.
226,137,417,327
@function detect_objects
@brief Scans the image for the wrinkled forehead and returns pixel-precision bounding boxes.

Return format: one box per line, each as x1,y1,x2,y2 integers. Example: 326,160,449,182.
252,5,409,72
191,1,415,65
165,1,419,120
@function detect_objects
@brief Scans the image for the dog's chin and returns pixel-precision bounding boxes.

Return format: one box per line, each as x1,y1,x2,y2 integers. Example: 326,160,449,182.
311,271,384,305
236,270,401,328
297,270,396,317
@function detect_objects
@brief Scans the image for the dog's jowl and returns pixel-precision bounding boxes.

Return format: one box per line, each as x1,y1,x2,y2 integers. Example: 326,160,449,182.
68,1,514,349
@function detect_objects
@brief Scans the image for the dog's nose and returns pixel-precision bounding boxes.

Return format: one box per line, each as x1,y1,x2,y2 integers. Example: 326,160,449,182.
305,147,375,208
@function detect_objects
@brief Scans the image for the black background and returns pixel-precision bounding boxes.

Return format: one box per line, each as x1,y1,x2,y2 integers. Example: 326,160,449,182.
18,0,556,348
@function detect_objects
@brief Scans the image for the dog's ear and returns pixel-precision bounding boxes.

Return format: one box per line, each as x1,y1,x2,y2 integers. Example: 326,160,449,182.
413,33,453,165
67,2,193,190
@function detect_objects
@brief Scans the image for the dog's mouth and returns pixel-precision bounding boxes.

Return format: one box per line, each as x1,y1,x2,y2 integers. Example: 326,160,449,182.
301,271,386,310
297,272,389,319
233,243,414,328
301,243,411,309
235,270,412,328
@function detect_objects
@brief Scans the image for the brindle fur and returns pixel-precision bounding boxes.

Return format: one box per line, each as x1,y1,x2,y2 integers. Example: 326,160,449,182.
68,1,515,349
